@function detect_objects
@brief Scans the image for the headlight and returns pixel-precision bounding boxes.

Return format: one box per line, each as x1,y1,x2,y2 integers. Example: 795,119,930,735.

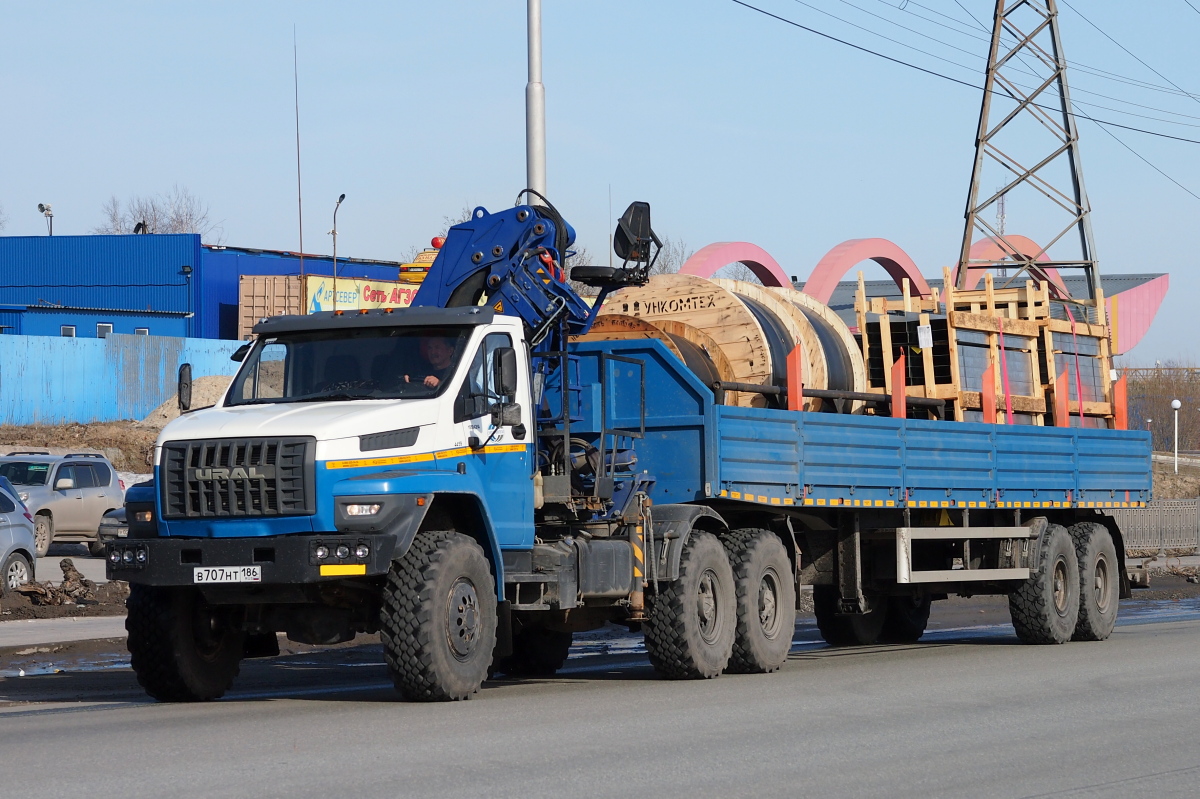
335,545,350,559
134,511,152,523
109,550,121,564
345,503,381,517
355,544,370,559
315,545,329,560
122,550,135,564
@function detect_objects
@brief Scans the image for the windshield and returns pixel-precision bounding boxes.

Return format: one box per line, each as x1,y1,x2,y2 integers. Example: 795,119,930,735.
227,326,473,405
0,461,50,486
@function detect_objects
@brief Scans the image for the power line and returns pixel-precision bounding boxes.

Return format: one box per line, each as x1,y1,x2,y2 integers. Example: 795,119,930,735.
730,0,1200,145
1059,0,1200,105
1075,109,1200,202
871,0,1200,110
1186,0,1200,17
902,0,1200,99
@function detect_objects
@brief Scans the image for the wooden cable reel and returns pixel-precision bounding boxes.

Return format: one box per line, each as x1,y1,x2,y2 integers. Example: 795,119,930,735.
596,273,866,410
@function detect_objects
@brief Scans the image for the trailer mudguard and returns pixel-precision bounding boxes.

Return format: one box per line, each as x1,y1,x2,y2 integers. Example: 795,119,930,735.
650,504,728,581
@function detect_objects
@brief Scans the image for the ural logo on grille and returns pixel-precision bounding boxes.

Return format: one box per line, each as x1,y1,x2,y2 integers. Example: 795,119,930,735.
190,466,275,481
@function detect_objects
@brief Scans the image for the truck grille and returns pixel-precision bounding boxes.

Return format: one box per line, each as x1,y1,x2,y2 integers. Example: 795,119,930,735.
161,438,315,519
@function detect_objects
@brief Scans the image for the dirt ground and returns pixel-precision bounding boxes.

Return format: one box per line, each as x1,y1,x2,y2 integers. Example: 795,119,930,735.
1152,458,1200,499
0,580,129,621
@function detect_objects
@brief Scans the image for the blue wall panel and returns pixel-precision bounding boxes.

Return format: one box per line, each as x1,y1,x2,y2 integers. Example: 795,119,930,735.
0,333,241,425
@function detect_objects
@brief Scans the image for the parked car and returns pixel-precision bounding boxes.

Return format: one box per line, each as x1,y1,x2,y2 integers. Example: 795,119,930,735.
96,507,129,548
0,475,36,596
0,452,126,558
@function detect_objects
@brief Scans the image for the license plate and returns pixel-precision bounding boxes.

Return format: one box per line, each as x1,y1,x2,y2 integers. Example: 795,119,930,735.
193,566,261,584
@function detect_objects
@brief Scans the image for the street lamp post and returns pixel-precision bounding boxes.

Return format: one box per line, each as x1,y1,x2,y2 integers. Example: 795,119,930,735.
1172,399,1181,473
330,193,345,312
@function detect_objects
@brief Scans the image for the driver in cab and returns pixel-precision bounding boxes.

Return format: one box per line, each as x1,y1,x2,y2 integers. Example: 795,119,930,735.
406,337,456,389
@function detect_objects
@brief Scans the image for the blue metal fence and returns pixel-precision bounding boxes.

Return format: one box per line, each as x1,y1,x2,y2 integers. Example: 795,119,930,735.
0,333,241,425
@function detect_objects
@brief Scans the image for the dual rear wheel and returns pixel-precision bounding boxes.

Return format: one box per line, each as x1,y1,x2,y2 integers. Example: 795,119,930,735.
645,529,797,678
1009,522,1118,644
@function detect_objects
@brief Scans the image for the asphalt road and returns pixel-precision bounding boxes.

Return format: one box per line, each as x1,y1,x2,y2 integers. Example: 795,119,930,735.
2,598,1200,799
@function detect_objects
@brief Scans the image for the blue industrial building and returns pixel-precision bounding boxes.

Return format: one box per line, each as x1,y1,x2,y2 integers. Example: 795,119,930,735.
0,234,405,339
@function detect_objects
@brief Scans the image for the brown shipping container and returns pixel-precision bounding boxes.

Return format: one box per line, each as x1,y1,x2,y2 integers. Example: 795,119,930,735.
238,275,304,339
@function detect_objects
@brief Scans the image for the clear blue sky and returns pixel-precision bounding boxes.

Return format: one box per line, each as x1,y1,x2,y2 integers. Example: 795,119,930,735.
2,1,1196,363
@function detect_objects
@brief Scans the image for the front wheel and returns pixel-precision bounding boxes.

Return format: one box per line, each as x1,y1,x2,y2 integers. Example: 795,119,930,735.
381,530,497,701
645,531,736,679
2,552,32,596
34,515,52,558
126,585,245,701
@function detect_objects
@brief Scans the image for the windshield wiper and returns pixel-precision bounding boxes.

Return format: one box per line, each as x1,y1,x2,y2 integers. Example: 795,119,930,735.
292,391,378,403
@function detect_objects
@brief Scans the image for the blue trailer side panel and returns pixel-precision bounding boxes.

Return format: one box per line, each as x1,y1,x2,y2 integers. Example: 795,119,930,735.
566,339,1152,511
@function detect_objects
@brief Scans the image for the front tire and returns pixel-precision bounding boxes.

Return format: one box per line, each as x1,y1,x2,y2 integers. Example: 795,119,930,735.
126,585,245,701
645,531,736,679
1070,522,1119,641
813,586,886,646
381,530,497,701
2,552,32,596
724,529,796,673
1009,524,1079,644
34,515,52,558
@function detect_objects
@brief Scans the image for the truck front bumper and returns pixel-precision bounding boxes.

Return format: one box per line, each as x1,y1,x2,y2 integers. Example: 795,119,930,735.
106,532,398,586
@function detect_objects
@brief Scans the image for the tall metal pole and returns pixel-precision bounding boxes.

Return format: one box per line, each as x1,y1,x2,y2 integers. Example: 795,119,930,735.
526,0,547,198
332,194,344,312
1173,399,1182,472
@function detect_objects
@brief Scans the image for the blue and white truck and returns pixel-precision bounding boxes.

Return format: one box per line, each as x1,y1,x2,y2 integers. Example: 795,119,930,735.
109,196,1151,702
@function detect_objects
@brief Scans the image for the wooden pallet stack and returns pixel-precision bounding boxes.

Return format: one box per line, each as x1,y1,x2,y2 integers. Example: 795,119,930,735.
854,267,1120,427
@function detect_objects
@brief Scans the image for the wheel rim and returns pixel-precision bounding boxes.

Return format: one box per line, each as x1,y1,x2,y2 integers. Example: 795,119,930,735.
697,568,723,644
1094,554,1111,613
1052,556,1070,616
35,521,50,551
758,569,782,639
6,559,29,589
446,578,481,661
190,596,237,662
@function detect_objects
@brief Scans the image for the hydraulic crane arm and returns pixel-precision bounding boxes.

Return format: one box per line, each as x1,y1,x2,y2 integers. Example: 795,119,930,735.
410,193,658,353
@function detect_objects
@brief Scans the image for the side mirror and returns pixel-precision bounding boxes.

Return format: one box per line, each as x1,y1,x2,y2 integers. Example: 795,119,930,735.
231,343,251,362
55,478,75,491
178,363,193,412
492,347,519,397
491,403,522,428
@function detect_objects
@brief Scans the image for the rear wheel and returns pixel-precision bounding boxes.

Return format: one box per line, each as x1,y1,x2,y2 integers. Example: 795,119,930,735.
126,585,245,701
1070,522,1119,641
645,531,736,679
813,586,886,646
493,627,573,677
724,529,796,673
880,595,932,644
2,552,32,596
34,515,52,558
88,540,107,558
381,530,497,701
1009,524,1079,644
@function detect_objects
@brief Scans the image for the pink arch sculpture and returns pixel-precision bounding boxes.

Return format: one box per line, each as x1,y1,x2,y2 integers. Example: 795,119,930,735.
802,238,931,305
951,235,1069,296
679,242,791,287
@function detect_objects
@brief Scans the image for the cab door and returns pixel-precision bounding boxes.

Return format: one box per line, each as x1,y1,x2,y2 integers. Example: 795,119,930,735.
453,331,534,548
